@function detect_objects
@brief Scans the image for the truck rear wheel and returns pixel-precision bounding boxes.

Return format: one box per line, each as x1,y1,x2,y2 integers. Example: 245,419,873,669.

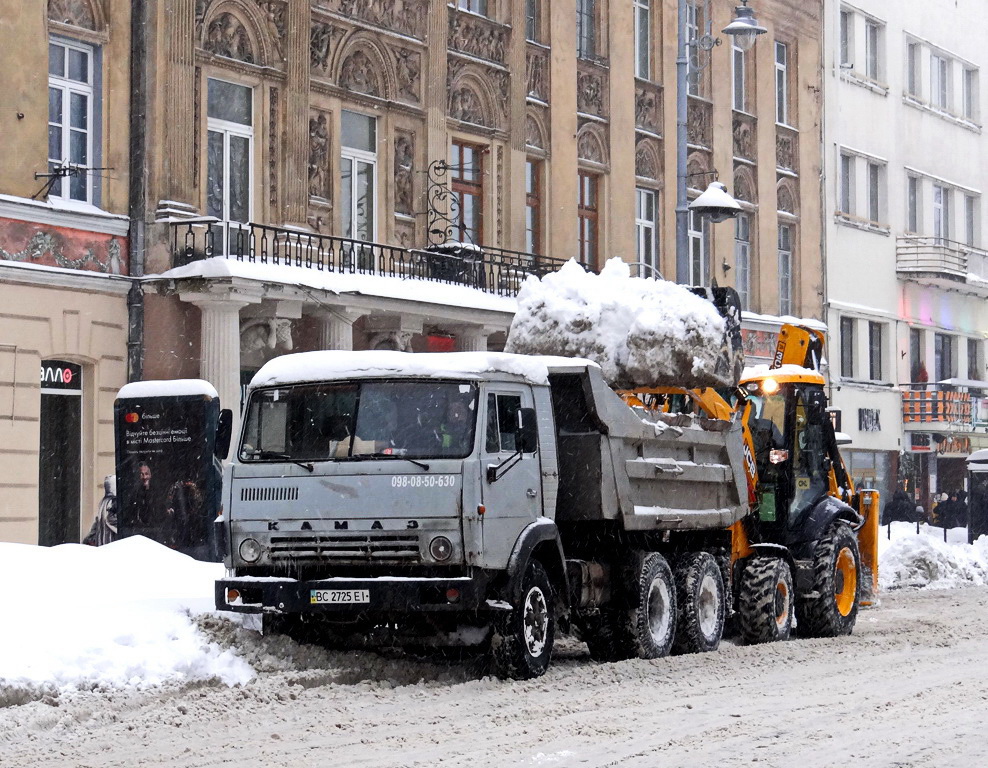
625,551,677,659
797,522,861,638
673,552,726,654
490,559,554,679
738,557,793,644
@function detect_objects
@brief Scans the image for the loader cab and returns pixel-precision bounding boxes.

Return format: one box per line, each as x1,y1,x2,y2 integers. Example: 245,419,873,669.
742,375,832,531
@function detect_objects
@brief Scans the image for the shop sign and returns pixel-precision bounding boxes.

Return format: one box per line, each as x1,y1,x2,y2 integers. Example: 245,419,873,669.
937,436,972,456
858,408,881,432
40,360,82,392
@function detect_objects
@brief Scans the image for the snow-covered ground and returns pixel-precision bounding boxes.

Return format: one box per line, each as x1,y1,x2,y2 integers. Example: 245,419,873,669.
0,522,982,704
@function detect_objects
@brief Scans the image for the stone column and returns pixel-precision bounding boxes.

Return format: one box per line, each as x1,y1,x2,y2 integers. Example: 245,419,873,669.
457,327,491,352
186,297,251,438
162,0,196,205
282,2,311,226
317,310,358,351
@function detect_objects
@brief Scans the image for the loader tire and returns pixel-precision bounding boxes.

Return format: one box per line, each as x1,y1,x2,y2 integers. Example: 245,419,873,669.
672,552,726,654
797,522,861,638
490,559,554,679
737,557,793,645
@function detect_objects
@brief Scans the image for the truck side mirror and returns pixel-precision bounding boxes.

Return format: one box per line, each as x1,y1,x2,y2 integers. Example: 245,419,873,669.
215,408,233,460
516,407,538,453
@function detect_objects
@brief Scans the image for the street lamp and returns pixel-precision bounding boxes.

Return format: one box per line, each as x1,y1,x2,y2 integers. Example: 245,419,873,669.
675,0,767,284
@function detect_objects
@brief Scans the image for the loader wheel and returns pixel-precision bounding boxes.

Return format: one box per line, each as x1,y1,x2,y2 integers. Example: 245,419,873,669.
738,557,793,644
490,559,554,679
797,522,861,638
673,552,726,654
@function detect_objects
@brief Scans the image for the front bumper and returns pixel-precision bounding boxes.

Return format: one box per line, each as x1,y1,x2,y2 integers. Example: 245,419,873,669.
216,572,491,615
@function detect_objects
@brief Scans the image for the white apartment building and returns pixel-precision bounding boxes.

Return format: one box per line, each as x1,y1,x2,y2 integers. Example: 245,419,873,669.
824,0,988,512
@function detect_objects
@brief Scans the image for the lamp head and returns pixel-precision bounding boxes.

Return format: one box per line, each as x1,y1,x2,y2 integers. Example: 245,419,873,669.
723,1,767,52
689,181,742,223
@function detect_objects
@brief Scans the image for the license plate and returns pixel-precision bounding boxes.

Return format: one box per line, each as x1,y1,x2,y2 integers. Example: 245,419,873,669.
310,589,370,605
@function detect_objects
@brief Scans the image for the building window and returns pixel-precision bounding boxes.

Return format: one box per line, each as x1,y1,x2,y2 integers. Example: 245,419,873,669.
206,78,253,249
775,41,789,125
577,0,597,59
635,188,658,276
735,213,751,311
732,37,747,111
778,223,793,315
841,317,855,379
933,183,950,244
634,0,651,79
341,110,377,242
910,327,925,383
48,39,96,203
458,0,488,15
839,152,854,214
688,207,708,285
968,338,983,381
935,332,956,380
868,322,884,381
577,170,599,267
687,1,701,97
864,20,882,81
906,41,921,97
525,0,541,42
907,175,921,233
931,53,949,111
525,159,542,254
966,195,978,247
450,139,484,244
963,67,978,121
867,161,883,224
839,9,853,68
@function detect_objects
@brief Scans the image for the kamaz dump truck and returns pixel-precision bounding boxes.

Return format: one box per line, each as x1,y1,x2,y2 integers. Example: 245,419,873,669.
215,351,755,678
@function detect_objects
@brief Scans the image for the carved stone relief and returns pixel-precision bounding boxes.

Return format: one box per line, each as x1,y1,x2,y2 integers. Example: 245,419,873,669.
687,99,712,148
635,137,660,181
310,22,344,74
577,126,606,165
577,70,605,117
241,318,294,369
269,86,278,207
525,113,546,150
733,164,756,203
308,111,331,200
733,113,756,162
394,218,415,249
449,86,487,126
687,151,711,182
339,50,381,96
395,48,421,103
635,83,661,134
491,69,510,105
394,132,415,216
777,179,798,215
330,0,427,40
777,130,798,172
48,0,96,29
204,13,255,63
449,9,506,64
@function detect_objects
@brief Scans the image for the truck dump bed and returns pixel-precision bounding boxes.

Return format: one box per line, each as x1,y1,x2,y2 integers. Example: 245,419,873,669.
547,363,748,531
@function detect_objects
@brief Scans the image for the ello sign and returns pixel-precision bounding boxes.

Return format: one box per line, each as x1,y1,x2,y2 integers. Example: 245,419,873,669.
40,360,82,392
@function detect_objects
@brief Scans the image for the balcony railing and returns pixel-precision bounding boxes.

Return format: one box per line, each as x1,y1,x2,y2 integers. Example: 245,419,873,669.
896,236,988,287
169,219,569,297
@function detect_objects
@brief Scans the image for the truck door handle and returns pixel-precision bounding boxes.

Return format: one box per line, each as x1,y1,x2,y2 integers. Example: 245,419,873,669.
527,488,537,498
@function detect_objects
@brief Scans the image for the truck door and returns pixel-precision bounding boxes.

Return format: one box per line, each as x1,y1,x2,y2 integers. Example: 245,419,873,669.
480,386,541,567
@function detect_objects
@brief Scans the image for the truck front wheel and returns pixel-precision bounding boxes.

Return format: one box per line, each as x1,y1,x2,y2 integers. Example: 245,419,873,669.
797,522,861,638
490,559,555,679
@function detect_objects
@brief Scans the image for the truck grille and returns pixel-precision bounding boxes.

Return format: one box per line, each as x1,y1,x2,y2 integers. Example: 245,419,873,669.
241,486,299,502
269,533,420,562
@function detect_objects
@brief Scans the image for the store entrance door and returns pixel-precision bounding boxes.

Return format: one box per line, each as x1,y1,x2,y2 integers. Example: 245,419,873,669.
38,360,82,546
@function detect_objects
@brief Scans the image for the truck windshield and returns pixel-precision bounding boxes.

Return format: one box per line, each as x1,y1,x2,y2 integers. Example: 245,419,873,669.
240,380,478,462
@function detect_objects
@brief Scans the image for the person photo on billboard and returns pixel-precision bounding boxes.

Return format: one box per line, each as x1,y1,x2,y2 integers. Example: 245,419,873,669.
131,460,158,528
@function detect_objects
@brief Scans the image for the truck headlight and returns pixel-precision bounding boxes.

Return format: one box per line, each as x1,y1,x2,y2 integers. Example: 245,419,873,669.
429,536,453,562
239,537,263,563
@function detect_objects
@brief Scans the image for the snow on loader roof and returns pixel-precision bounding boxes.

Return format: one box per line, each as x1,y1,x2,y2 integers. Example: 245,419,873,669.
505,258,744,389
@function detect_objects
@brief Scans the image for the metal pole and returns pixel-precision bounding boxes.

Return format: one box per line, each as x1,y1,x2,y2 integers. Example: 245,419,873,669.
675,0,689,284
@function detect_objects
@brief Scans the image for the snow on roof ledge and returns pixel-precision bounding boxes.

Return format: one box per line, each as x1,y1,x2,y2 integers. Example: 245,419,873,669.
117,379,219,400
741,311,827,332
250,350,598,388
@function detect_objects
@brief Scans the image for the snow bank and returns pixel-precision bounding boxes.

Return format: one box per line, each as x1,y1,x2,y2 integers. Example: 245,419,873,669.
506,258,738,389
0,537,252,699
878,523,988,590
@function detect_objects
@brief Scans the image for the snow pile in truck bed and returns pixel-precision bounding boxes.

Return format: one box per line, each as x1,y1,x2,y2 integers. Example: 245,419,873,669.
505,258,730,389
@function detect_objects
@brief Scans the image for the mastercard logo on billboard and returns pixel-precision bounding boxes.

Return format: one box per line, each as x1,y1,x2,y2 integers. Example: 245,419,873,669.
125,412,141,424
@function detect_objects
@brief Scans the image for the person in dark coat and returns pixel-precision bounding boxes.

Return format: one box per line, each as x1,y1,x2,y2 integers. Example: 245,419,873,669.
882,489,916,524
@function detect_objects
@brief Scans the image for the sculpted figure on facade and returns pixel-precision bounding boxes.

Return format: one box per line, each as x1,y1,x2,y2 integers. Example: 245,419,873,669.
205,13,255,63
449,12,506,64
395,48,421,103
733,114,755,161
527,50,547,102
635,139,659,181
777,132,797,172
394,134,415,216
48,0,97,29
241,319,294,368
577,127,605,165
310,23,344,74
577,70,604,116
335,0,426,39
308,113,331,200
449,86,487,127
635,85,660,133
339,50,381,97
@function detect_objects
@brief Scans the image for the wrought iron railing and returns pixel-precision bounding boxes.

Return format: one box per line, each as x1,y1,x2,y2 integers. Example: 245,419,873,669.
169,219,570,297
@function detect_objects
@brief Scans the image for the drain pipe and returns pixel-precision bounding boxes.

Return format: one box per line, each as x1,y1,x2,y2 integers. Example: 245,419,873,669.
127,0,148,382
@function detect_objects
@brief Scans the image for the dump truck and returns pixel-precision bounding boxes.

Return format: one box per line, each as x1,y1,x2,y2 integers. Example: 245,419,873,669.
215,350,758,678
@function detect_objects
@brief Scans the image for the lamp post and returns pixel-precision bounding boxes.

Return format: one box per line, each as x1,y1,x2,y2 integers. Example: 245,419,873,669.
675,0,767,284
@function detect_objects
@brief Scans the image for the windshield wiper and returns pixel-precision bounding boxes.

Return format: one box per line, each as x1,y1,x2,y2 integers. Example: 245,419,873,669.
252,450,314,473
350,453,430,471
